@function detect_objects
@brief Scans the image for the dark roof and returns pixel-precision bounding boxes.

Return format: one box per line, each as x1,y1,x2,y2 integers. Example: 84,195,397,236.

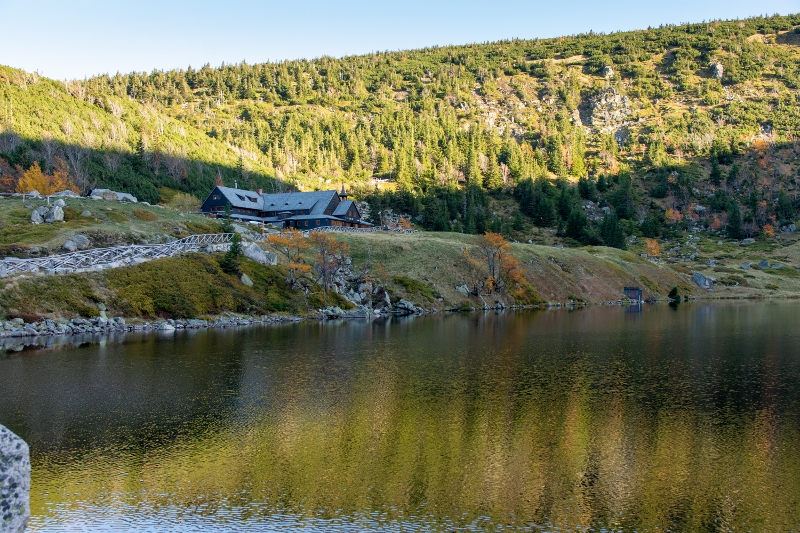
215,186,262,209
333,200,355,216
261,190,338,215
212,186,339,215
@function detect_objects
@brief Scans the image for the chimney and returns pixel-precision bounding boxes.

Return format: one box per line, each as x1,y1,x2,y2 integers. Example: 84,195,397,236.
257,189,263,195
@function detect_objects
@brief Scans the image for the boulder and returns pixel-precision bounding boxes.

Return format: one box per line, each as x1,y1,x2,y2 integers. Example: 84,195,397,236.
394,299,417,315
81,210,92,217
602,65,615,79
71,234,91,250
710,62,724,80
240,273,254,287
322,306,344,318
30,209,44,225
243,243,277,266
741,238,756,244
158,323,175,331
757,260,771,268
693,272,713,290
741,263,751,270
62,240,78,252
51,190,81,198
24,190,41,198
53,199,66,208
44,206,64,223
0,424,30,533
373,287,391,310
455,284,470,296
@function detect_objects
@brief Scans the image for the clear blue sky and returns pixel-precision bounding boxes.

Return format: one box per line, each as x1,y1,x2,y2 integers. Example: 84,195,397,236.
1,0,797,80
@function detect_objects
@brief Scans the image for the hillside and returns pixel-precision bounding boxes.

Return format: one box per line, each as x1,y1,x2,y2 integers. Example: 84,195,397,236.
0,13,799,246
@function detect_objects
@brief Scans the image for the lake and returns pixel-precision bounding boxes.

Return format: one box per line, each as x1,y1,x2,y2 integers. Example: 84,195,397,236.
1,302,799,532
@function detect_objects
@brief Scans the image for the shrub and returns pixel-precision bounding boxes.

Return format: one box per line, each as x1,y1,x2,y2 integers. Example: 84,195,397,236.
133,208,158,221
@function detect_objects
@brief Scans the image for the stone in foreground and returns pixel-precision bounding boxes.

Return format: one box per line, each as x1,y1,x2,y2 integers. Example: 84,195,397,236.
0,424,30,533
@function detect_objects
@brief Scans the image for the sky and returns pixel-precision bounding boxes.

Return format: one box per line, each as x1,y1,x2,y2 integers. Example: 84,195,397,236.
1,0,797,80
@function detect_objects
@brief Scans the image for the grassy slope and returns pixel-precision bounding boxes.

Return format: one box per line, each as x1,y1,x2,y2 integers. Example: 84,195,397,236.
0,195,221,252
6,227,800,321
338,231,695,305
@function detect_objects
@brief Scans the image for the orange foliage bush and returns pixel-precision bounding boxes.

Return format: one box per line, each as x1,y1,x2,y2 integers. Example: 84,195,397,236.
15,162,79,195
644,238,661,258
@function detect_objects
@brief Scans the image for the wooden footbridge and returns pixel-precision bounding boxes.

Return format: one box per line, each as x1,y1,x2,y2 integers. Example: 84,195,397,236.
0,233,234,277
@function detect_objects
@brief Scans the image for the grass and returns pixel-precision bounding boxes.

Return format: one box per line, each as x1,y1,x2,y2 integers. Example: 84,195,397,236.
0,254,319,321
393,275,440,302
133,209,159,222
0,196,224,253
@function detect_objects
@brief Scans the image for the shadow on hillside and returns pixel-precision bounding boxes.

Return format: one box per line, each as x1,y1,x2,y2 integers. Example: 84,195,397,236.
0,131,287,204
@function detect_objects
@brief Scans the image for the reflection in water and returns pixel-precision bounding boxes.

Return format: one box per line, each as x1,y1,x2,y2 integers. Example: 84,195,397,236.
1,302,800,532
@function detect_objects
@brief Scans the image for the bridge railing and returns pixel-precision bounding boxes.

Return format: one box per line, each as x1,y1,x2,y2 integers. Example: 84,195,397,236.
0,233,234,276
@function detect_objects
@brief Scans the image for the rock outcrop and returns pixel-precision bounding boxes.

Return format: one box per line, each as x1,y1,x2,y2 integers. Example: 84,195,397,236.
243,243,277,266
0,425,30,533
584,87,632,133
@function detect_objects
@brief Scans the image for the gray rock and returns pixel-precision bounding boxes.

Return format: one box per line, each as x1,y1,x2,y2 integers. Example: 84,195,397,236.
158,323,175,331
53,199,66,208
81,210,92,217
771,263,783,269
394,299,417,315
322,306,344,318
0,424,30,533
741,263,751,270
741,238,756,244
455,284,470,296
758,260,771,268
44,206,64,223
30,209,44,225
602,65,615,79
243,243,277,266
240,273,254,287
63,240,78,252
710,62,724,80
71,234,90,250
51,190,81,198
693,272,713,290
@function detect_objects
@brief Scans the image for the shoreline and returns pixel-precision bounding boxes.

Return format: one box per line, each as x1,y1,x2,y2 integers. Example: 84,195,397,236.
0,294,785,350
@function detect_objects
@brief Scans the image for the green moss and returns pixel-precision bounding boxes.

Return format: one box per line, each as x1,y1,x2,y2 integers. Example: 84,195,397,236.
393,275,440,302
0,274,103,320
105,254,306,318
133,209,158,222
105,210,128,223
639,275,660,295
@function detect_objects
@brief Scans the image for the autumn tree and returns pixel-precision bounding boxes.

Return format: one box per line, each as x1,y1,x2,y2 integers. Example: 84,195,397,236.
267,228,312,287
15,162,78,195
309,232,350,302
464,232,540,303
644,238,661,258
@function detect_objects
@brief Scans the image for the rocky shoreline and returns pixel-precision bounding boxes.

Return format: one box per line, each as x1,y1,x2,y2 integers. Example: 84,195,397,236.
0,297,669,345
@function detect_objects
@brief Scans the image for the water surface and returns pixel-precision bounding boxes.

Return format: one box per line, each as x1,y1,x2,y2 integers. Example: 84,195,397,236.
1,302,799,532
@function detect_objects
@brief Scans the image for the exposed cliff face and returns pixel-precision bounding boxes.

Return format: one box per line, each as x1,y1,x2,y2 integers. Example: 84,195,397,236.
0,425,30,533
581,87,634,134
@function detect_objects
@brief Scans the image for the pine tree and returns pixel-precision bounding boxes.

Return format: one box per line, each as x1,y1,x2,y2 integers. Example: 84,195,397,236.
727,201,743,239
220,233,243,274
709,157,722,186
600,212,627,249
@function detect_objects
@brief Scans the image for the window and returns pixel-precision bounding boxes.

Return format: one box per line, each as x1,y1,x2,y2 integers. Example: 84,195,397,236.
304,221,308,227
316,220,320,226
212,194,221,200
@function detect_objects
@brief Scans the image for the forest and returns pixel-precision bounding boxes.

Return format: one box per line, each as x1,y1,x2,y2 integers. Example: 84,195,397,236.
1,13,799,247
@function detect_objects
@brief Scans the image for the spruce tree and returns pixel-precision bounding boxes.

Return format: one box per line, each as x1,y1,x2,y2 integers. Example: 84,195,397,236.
600,212,627,249
727,201,743,239
220,233,243,274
